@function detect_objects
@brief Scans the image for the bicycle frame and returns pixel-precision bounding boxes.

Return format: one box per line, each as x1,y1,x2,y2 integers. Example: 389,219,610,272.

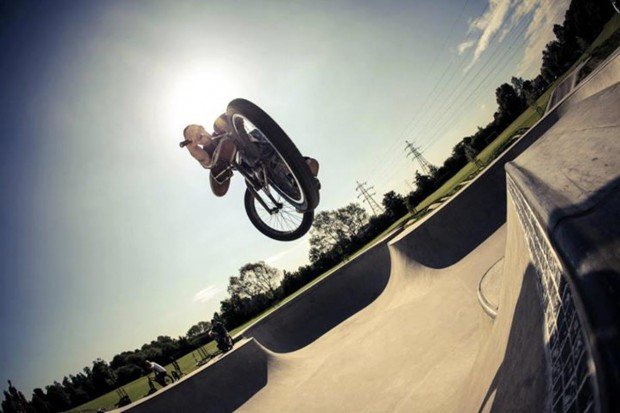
224,115,288,215
179,115,292,215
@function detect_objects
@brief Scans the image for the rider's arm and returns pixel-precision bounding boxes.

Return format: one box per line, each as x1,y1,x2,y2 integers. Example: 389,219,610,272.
187,145,213,169
186,131,215,169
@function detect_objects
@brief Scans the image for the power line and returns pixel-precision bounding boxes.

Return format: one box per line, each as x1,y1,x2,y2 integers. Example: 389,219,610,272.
397,0,479,141
421,1,564,152
355,181,383,215
400,0,560,154
362,1,567,199
366,1,504,189
371,5,555,192
363,0,488,182
410,8,532,146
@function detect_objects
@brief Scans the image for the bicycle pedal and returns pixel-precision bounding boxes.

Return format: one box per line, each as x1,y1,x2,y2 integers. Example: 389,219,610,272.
213,167,233,184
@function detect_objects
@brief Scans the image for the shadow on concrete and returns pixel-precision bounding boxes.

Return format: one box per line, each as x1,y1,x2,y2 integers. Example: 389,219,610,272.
245,243,391,352
123,340,270,413
477,264,548,413
503,168,620,411
549,178,620,412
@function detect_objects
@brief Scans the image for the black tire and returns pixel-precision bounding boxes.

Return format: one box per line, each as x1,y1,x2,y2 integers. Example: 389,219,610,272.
244,188,314,241
155,374,172,387
217,336,234,352
227,98,320,211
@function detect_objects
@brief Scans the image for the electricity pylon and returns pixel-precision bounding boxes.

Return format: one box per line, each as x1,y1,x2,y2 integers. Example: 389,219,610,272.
405,140,435,176
355,181,382,215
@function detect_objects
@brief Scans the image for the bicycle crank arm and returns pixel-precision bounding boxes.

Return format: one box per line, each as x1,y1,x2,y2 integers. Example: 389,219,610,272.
246,184,280,214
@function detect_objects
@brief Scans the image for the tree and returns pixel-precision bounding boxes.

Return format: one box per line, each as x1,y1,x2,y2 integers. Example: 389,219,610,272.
45,382,72,412
522,79,545,115
228,261,282,300
463,141,484,168
413,172,435,195
382,191,408,220
510,76,526,100
31,388,51,413
186,321,212,338
494,83,527,126
309,203,368,261
91,359,115,395
115,364,144,386
62,375,89,407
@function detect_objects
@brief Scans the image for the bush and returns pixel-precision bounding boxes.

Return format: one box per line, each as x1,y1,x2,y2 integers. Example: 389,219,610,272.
114,365,144,386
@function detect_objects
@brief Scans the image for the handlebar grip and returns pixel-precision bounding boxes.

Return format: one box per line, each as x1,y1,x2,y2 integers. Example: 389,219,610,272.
179,139,191,148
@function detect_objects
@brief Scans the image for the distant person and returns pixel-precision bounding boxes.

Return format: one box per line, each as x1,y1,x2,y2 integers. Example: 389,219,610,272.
210,318,227,336
145,360,170,385
183,114,319,197
209,318,234,352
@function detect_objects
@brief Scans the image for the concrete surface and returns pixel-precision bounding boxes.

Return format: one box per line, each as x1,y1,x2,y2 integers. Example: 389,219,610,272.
478,258,503,318
546,58,589,113
119,48,619,413
505,50,620,411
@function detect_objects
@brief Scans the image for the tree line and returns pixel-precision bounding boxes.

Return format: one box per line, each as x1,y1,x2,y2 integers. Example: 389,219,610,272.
2,1,616,411
2,326,217,413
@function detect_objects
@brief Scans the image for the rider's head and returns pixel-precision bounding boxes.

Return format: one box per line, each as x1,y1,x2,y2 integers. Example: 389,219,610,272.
183,124,206,143
213,114,228,134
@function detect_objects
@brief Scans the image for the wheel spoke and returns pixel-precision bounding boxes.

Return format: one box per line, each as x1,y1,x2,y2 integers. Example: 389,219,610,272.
251,186,306,235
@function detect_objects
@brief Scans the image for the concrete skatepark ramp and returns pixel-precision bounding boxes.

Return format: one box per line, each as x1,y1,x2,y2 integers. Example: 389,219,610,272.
119,51,620,412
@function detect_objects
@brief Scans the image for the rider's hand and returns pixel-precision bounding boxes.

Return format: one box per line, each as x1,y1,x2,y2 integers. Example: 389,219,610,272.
183,124,212,147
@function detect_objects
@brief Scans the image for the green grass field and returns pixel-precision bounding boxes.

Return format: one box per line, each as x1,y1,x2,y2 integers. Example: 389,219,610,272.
68,342,221,412
69,15,620,413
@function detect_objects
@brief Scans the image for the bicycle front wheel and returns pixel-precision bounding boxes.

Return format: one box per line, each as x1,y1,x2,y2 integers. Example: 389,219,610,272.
228,98,320,211
244,188,314,241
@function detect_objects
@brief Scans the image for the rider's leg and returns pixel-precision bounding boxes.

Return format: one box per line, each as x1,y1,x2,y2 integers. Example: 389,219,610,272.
184,123,234,196
209,138,236,197
155,372,166,385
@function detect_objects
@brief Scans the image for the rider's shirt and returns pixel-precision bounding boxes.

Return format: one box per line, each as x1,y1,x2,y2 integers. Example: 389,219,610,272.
149,362,166,374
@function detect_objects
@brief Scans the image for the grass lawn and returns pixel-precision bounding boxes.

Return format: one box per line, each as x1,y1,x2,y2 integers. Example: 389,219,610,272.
70,15,620,413
68,341,220,412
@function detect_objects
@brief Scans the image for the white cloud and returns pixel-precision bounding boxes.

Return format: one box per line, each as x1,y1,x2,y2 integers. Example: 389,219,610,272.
193,285,224,303
516,0,571,77
458,0,571,75
458,39,475,54
501,0,540,40
462,0,513,70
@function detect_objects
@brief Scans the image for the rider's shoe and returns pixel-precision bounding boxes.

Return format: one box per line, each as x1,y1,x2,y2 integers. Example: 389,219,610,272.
209,138,236,197
304,157,319,177
209,173,230,196
303,157,321,190
210,173,231,197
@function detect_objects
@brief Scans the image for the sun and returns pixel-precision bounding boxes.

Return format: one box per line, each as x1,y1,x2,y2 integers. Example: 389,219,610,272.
165,66,237,134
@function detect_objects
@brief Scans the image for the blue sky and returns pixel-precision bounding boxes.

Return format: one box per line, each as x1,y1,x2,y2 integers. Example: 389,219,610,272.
0,0,569,394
